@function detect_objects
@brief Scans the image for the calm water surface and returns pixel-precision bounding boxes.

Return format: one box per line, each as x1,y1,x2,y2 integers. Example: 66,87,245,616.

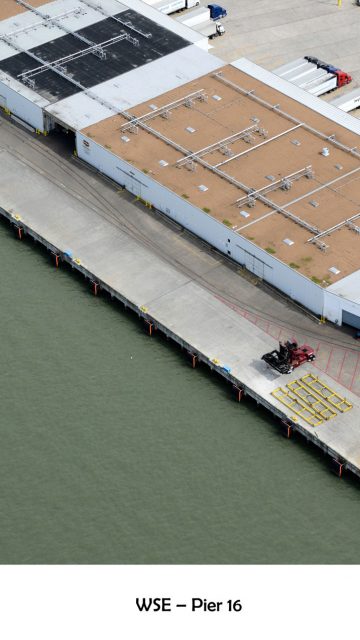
1,223,360,564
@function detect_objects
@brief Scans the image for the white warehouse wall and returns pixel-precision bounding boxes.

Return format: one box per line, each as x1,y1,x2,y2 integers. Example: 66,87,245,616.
323,291,360,326
0,76,46,131
76,132,327,318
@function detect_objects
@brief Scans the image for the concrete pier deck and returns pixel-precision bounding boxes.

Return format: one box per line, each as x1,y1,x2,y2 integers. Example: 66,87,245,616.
1,119,360,478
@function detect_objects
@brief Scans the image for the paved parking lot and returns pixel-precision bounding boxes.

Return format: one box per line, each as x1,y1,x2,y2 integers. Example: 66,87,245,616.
199,0,360,115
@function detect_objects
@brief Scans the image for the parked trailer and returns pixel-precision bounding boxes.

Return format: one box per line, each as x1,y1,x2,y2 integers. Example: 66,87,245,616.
176,6,211,26
307,74,337,97
146,0,200,15
282,62,317,83
292,67,329,88
273,58,309,78
197,19,225,38
330,88,360,113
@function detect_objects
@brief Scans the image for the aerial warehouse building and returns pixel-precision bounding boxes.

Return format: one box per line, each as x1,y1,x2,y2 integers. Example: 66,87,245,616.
75,60,360,329
0,0,213,133
0,2,359,328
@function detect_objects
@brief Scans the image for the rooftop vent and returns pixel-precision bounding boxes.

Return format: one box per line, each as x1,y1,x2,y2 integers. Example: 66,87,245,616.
220,145,233,157
212,94,222,101
283,238,294,246
309,200,319,208
186,126,196,134
335,163,343,170
321,147,330,157
121,136,130,143
240,210,250,218
149,104,158,111
159,160,168,167
265,175,275,182
314,239,328,252
198,185,208,192
291,140,301,146
281,179,292,191
250,116,260,123
329,266,340,275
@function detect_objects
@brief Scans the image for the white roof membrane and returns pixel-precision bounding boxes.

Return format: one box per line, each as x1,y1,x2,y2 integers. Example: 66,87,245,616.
0,69,50,106
46,46,224,130
327,270,360,304
0,0,127,62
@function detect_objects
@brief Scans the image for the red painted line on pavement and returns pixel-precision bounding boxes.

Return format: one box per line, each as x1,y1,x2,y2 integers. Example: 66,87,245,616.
350,353,360,391
337,350,348,382
325,347,334,374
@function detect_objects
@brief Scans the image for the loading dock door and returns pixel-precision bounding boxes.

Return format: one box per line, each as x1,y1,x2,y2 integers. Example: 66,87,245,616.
235,245,273,280
342,310,360,330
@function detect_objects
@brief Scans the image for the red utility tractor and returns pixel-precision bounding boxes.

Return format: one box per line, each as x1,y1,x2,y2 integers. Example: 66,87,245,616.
261,340,316,374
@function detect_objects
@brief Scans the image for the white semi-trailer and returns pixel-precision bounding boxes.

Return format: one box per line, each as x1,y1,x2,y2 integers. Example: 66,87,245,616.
292,68,329,88
144,0,200,14
274,58,309,78
330,88,360,112
176,6,211,26
281,62,315,82
307,73,337,96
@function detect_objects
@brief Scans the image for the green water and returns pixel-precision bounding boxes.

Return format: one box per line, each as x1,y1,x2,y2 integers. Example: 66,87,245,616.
1,222,360,564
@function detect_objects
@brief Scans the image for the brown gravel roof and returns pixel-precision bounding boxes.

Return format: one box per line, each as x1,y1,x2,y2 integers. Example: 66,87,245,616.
0,0,52,21
83,64,360,285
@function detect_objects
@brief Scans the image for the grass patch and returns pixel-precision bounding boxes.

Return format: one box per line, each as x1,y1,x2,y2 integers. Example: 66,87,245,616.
302,256,312,263
265,247,276,254
104,144,112,149
202,207,211,214
311,276,322,284
289,262,300,269
142,168,149,174
222,219,232,227
182,193,189,199
246,235,255,241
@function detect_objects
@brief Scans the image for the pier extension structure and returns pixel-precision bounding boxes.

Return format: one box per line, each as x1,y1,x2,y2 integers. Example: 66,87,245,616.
0,0,359,477
0,136,359,480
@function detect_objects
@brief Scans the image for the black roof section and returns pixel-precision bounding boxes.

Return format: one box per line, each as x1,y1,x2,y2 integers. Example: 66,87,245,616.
0,10,190,102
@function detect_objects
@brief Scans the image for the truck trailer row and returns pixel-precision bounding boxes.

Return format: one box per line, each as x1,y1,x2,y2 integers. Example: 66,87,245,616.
274,57,352,97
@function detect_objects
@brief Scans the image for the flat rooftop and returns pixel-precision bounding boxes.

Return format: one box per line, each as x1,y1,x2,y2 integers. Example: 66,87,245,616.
82,64,360,286
0,6,189,102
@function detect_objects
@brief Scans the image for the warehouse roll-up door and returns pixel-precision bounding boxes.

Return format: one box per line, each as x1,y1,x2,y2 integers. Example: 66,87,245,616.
342,310,360,330
235,245,273,280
